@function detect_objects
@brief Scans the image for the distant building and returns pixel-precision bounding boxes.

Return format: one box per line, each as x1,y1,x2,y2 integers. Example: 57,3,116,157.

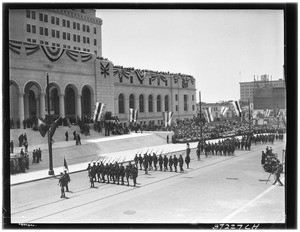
253,87,286,110
239,75,285,104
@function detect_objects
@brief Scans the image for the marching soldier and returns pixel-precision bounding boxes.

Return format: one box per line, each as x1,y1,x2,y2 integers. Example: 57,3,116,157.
105,163,110,183
125,164,131,186
179,154,184,173
64,170,71,192
115,162,120,185
143,154,148,174
96,163,101,182
58,172,66,198
110,163,115,183
92,162,97,182
169,155,173,172
185,153,190,169
158,154,163,171
131,164,138,187
65,131,68,141
138,154,143,170
100,162,105,182
148,153,153,171
173,155,178,172
134,154,139,167
88,167,95,188
196,147,200,161
153,153,158,170
163,155,168,171
119,163,125,185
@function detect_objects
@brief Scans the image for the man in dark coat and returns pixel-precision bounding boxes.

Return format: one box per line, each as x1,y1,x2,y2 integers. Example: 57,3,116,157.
273,163,284,186
163,155,168,171
153,153,158,170
169,156,173,172
138,154,143,170
58,172,66,198
125,164,131,186
65,131,69,141
158,154,163,171
185,154,190,169
131,165,138,187
173,155,178,172
64,170,71,192
179,154,184,173
119,163,125,185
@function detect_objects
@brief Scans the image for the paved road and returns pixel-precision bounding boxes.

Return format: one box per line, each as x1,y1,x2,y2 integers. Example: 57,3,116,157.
11,140,285,225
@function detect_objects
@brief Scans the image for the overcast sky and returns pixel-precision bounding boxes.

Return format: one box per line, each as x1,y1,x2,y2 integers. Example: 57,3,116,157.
96,9,284,103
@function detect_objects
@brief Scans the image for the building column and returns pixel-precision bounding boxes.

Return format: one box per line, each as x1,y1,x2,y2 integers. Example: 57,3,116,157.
77,94,82,119
24,93,29,118
124,95,129,122
18,93,24,122
59,94,65,118
40,93,46,119
36,96,40,117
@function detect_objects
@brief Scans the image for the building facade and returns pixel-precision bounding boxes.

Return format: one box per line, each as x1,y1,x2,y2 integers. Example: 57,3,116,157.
239,75,285,104
9,9,197,124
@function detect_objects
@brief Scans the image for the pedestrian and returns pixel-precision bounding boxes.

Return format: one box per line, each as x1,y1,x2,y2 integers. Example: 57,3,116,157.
18,134,23,147
273,163,284,186
38,148,42,161
10,140,14,153
158,154,163,171
88,168,95,188
32,149,36,164
163,155,168,171
58,172,66,198
143,154,148,174
153,153,158,170
179,154,184,173
23,133,27,142
77,134,81,145
119,163,125,185
196,148,200,161
138,154,143,170
185,153,190,169
64,170,71,192
169,156,173,172
65,131,69,141
173,155,178,172
73,130,76,140
24,140,28,153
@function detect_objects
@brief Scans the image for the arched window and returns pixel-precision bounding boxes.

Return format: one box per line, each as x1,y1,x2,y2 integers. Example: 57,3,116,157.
165,95,169,111
148,95,153,112
139,94,144,113
118,94,124,113
157,95,161,112
129,94,135,109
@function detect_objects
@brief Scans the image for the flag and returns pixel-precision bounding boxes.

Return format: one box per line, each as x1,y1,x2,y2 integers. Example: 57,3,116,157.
231,101,242,117
204,107,214,122
37,118,48,137
264,109,271,117
129,108,139,122
220,106,229,116
162,111,174,127
64,157,69,171
273,108,280,117
93,102,100,122
96,103,105,122
49,116,62,139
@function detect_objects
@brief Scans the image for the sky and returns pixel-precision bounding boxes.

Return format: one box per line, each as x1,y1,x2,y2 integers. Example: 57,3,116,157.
97,9,284,103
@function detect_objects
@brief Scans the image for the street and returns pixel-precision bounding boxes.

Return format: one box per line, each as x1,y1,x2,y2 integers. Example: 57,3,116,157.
11,140,285,224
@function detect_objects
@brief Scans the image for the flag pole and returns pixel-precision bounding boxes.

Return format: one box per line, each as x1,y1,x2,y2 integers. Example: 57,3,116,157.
199,91,202,141
248,98,251,136
47,73,54,175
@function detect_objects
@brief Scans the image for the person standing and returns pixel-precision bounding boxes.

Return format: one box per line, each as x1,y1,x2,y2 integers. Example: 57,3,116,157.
167,134,169,144
18,134,23,147
179,154,184,173
163,155,168,171
173,155,178,172
77,134,81,145
138,154,143,170
185,153,190,169
73,130,76,140
58,172,66,198
169,156,173,172
131,164,138,187
125,164,131,186
38,148,42,161
273,163,284,186
158,154,163,171
153,153,158,171
65,131,69,141
119,163,125,185
64,170,71,192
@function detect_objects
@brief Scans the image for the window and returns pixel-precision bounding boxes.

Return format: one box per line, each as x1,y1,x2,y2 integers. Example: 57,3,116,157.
94,39,97,46
73,34,76,42
175,105,178,111
26,10,30,18
157,95,161,112
44,28,48,36
39,13,43,21
26,24,31,33
139,95,144,113
87,37,90,44
51,16,55,24
56,17,59,25
32,25,36,34
130,76,133,84
39,27,43,35
73,22,76,29
165,95,169,111
77,23,80,30
56,30,60,38
63,45,66,48
83,36,86,43
52,43,55,46
57,43,60,47
32,11,36,19
87,25,90,32
94,27,97,34
67,20,70,28
87,49,90,52
165,80,168,86
148,95,153,112
27,38,31,42
52,29,55,37
77,35,80,42
83,24,86,32
63,32,66,40
40,40,44,44
45,41,49,45
184,94,188,111
175,94,178,101
129,94,135,109
67,45,70,49
44,14,48,22
31,39,35,43
192,105,195,111
192,95,194,101
63,19,66,27
67,33,70,40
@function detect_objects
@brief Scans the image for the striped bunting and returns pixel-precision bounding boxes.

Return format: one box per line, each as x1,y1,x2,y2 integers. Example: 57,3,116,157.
113,67,131,80
135,70,146,83
220,106,229,116
162,111,174,127
81,52,92,62
9,40,22,54
66,50,79,62
93,102,105,122
41,45,65,62
129,108,139,123
204,107,214,122
24,43,40,56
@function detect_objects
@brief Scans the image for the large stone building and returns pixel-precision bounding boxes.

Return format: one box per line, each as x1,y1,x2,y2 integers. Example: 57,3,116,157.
239,74,285,104
9,9,197,124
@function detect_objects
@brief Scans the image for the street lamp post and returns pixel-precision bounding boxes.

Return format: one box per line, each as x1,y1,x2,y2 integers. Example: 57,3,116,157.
46,73,54,175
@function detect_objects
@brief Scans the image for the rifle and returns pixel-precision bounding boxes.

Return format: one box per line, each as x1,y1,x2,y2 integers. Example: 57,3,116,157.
144,149,149,155
265,173,272,184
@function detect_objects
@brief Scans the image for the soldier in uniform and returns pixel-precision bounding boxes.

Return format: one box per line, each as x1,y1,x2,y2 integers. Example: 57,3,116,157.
153,152,158,170
131,164,138,187
88,167,95,188
115,162,120,185
169,155,173,172
138,154,143,170
119,163,125,185
92,162,97,182
125,164,131,186
100,161,105,182
96,163,101,182
110,163,115,183
173,155,178,172
58,172,66,198
148,153,153,171
143,154,148,174
196,147,200,161
158,154,163,171
64,170,71,192
179,154,184,173
65,131,68,141
163,155,168,171
105,163,110,183
185,153,190,169
134,154,139,167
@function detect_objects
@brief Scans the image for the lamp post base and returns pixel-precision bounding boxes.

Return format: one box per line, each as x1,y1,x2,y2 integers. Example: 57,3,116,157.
48,170,55,175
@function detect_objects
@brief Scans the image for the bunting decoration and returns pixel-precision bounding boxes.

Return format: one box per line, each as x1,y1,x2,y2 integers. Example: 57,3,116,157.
135,70,146,83
190,77,195,85
129,108,139,123
162,111,174,127
24,42,40,56
113,67,131,80
220,106,229,116
174,76,180,84
182,76,189,88
100,62,110,78
150,73,157,82
204,107,214,122
231,101,242,117
273,108,280,117
9,40,22,54
41,45,65,62
264,109,271,117
66,50,79,62
93,102,105,122
81,52,92,62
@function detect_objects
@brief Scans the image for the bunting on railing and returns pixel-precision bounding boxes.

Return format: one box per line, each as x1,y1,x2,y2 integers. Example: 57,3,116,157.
81,52,92,62
113,67,131,80
135,70,146,83
100,62,110,78
24,43,40,56
66,50,79,62
41,45,65,62
159,74,167,83
9,40,22,54
93,102,105,122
